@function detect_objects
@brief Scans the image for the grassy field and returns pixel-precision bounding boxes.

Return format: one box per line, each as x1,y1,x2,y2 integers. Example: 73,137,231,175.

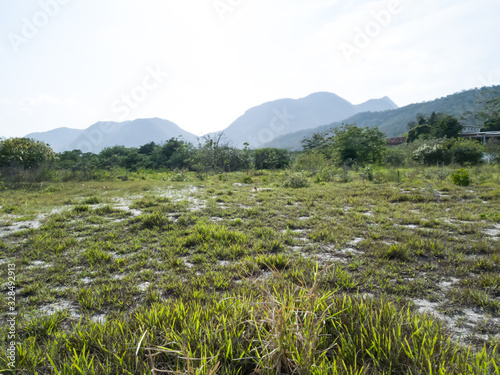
1,165,499,374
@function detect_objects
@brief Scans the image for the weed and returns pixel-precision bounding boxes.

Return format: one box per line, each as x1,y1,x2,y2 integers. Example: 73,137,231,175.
82,196,100,205
73,205,90,213
136,211,174,230
451,168,471,186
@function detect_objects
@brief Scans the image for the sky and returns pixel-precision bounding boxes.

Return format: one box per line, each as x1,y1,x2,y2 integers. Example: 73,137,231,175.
1,0,499,138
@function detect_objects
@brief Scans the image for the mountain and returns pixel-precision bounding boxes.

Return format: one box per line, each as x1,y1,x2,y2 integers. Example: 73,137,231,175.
215,92,398,148
263,86,500,150
25,127,85,153
25,118,198,153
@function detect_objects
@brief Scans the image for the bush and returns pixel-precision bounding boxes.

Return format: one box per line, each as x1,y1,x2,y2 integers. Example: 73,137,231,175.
242,175,253,184
338,167,351,183
447,138,484,165
283,173,310,188
329,124,387,166
315,166,336,182
292,150,329,175
170,169,189,182
254,148,291,170
451,168,471,186
0,138,56,171
485,139,500,163
385,147,406,167
0,138,57,183
413,143,448,166
361,165,374,181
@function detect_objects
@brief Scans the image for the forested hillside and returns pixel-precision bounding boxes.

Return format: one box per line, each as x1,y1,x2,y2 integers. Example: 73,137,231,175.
265,86,500,150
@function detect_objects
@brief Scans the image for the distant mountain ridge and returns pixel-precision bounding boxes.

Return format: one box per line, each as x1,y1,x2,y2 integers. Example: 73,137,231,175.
215,92,398,148
25,127,84,153
25,118,199,153
263,86,500,150
25,87,497,153
25,92,398,152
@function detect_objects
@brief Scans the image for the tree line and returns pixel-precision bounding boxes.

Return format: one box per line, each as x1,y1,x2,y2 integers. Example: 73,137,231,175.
0,134,293,183
1,106,499,185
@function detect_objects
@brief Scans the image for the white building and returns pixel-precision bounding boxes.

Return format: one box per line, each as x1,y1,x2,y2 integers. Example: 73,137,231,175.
462,124,482,134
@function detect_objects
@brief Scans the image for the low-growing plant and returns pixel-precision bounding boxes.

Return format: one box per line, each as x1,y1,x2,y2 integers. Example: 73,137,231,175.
1,205,21,214
82,196,100,205
361,165,374,181
242,175,253,184
137,211,174,230
73,205,90,213
451,168,471,186
283,173,310,188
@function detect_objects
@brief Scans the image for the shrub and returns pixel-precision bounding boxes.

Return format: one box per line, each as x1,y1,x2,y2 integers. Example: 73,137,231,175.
361,165,374,181
385,147,406,167
170,169,187,182
0,137,56,171
337,167,351,183
283,173,310,188
292,150,329,175
242,175,253,184
254,148,291,170
83,196,100,205
412,143,448,166
485,138,500,163
451,168,471,186
447,138,484,165
315,166,336,182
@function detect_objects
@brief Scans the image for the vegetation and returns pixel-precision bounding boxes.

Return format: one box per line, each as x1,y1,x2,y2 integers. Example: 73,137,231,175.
0,138,56,182
265,86,500,150
1,166,500,373
451,168,471,186
254,148,291,170
478,96,500,132
1,103,500,373
406,112,462,143
300,124,387,166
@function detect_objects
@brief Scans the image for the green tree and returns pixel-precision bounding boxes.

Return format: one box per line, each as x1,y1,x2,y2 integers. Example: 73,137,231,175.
97,146,136,170
254,148,290,170
190,133,229,172
477,93,500,131
406,121,418,131
481,118,500,132
406,113,461,142
428,111,439,126
385,147,406,167
0,137,56,171
301,131,332,152
431,114,462,139
329,124,387,166
416,113,427,125
152,138,193,170
407,124,431,143
138,141,157,156
56,150,100,177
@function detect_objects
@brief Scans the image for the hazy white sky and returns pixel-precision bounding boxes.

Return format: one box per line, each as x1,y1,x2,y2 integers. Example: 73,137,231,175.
1,0,499,138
